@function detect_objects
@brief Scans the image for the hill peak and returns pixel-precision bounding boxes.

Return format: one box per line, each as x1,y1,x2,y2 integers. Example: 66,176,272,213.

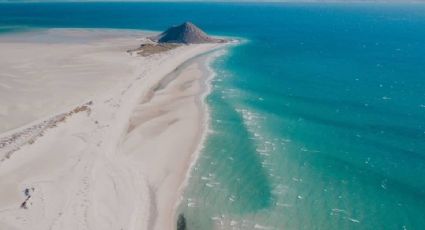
150,21,225,44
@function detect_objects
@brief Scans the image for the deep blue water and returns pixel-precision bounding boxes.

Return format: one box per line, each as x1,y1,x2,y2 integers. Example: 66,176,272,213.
1,2,425,229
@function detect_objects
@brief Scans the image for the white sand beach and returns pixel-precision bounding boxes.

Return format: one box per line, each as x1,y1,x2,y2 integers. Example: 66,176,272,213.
0,29,225,230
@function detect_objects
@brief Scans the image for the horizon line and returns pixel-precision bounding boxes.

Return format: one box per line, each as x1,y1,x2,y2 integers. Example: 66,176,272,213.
1,0,425,3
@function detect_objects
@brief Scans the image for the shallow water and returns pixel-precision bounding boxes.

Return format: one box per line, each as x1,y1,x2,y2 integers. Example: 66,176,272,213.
1,2,424,229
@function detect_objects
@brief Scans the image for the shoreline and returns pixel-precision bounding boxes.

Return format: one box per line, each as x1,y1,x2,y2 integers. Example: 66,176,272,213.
0,28,228,230
171,48,228,222
119,47,228,230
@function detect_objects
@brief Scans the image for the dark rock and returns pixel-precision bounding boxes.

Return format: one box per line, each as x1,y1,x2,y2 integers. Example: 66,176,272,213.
177,214,186,230
150,22,226,44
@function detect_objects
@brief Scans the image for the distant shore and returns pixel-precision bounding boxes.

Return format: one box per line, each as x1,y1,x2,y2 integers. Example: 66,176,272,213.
0,28,227,230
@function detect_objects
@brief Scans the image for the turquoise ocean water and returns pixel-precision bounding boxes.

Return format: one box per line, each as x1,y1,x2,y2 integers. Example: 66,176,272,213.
1,2,424,229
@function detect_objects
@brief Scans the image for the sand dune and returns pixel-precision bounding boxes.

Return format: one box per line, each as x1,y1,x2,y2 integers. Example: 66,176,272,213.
0,29,151,133
0,29,225,230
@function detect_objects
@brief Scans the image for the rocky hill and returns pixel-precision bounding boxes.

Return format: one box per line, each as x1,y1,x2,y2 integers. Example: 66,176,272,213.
150,22,225,44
